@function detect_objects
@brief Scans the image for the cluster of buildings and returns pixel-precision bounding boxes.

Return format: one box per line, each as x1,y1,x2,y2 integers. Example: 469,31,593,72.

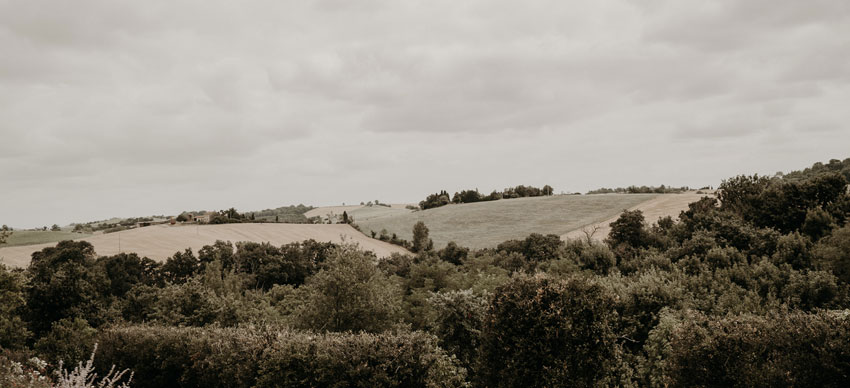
135,212,215,228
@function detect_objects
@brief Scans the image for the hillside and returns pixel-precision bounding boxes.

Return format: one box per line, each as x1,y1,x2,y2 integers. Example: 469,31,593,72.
0,223,408,268
353,193,663,249
3,230,94,247
561,191,715,241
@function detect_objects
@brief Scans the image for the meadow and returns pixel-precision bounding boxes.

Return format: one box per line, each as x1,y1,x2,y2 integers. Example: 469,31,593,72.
3,230,92,247
354,193,660,248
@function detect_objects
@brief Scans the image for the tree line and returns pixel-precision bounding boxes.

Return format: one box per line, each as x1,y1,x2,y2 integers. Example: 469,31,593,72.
586,184,690,194
420,184,554,210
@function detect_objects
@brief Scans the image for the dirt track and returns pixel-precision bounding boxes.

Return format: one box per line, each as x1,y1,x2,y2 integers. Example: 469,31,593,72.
561,191,715,242
0,223,408,268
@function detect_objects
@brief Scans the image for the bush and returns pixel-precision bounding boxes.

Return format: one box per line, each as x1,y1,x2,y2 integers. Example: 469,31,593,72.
0,265,31,350
664,310,850,388
34,318,97,367
255,330,468,388
95,325,467,388
815,225,850,284
428,289,489,376
291,245,402,333
478,275,620,388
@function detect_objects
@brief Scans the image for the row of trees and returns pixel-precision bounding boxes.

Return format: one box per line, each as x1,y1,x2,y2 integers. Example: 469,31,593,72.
587,184,690,194
420,185,554,210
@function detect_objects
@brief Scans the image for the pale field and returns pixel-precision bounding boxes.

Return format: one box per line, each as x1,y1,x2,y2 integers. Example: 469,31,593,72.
0,223,408,268
561,191,716,241
354,194,661,249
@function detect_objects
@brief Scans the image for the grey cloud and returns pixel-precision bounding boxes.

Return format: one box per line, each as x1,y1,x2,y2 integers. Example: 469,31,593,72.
1,0,850,228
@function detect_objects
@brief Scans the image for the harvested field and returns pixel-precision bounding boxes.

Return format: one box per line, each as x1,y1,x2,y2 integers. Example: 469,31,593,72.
355,194,659,249
561,191,716,241
0,223,408,268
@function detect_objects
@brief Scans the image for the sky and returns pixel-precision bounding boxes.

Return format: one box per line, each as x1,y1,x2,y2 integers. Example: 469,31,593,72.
1,0,849,228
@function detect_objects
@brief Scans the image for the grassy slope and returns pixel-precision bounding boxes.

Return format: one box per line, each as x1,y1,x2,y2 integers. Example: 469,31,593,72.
354,194,658,249
3,230,93,247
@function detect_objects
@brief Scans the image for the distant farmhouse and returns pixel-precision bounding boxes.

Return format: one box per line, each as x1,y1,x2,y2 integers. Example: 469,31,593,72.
191,213,213,223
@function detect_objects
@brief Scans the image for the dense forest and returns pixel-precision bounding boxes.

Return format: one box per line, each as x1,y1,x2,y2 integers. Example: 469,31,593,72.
2,159,850,387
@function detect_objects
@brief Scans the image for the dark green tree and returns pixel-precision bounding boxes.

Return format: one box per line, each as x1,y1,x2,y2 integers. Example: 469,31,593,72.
161,248,199,284
607,209,649,249
25,241,106,335
412,221,432,253
293,245,401,333
479,276,620,388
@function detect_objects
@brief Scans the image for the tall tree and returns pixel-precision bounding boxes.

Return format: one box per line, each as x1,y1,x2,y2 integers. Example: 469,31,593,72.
412,221,432,253
293,245,401,332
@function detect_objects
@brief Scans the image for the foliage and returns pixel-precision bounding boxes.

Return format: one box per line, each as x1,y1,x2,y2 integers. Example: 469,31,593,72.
94,325,466,388
663,310,850,388
0,224,10,244
428,289,488,377
420,190,451,210
0,265,31,350
495,233,564,272
55,344,133,388
25,241,107,335
438,241,469,265
291,245,402,333
478,275,620,388
814,224,850,284
0,353,52,388
34,318,97,367
412,221,433,253
607,209,649,251
587,185,690,194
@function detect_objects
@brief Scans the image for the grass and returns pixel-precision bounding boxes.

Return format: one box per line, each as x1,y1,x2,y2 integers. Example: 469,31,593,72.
3,230,92,247
354,194,659,249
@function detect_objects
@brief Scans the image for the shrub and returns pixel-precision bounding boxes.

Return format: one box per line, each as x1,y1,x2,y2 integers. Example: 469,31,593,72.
255,330,468,388
95,325,467,388
815,225,850,284
428,289,489,376
0,353,52,388
664,310,850,388
291,245,402,333
478,275,620,388
34,318,97,367
0,265,31,350
439,242,469,265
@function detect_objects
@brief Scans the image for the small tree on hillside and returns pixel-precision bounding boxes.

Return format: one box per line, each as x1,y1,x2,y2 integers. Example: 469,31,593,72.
607,209,649,249
0,225,10,244
51,224,61,231
412,221,433,253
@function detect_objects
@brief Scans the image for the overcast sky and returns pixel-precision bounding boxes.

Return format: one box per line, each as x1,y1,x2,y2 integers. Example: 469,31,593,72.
1,0,849,228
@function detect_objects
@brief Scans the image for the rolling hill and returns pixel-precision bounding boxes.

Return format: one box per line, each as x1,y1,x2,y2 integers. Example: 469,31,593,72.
352,194,656,249
0,223,408,268
348,192,714,249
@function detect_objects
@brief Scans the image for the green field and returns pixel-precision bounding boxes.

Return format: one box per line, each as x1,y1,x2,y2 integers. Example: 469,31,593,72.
2,230,92,247
353,194,658,249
